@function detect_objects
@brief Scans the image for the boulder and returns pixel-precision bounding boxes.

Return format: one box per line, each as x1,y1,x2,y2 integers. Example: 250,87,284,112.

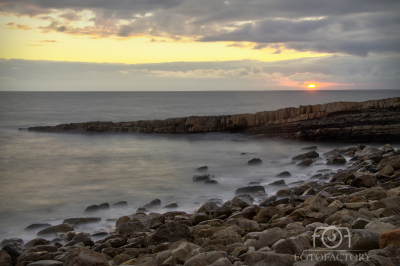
350,174,376,188
248,158,263,165
211,225,243,246
0,238,23,248
142,199,161,209
253,207,284,223
36,223,74,238
276,171,291,177
195,202,218,215
326,154,347,165
147,222,192,246
1,242,22,261
230,197,252,209
386,186,400,198
115,221,146,236
205,180,219,184
138,213,166,229
379,228,400,248
84,203,110,213
335,229,380,253
209,258,232,266
250,228,288,249
372,196,400,212
0,250,12,266
329,170,355,183
348,187,387,201
365,220,396,234
377,165,395,176
25,224,52,232
23,238,50,249
355,147,382,158
71,232,95,246
164,202,178,208
297,159,313,166
292,151,319,160
191,213,209,225
324,209,368,225
302,195,328,212
378,155,400,171
273,234,311,255
63,247,109,266
268,180,286,186
62,217,101,226
196,166,208,171
193,174,212,182
170,242,201,264
351,218,371,229
112,201,128,208
235,186,265,195
184,251,228,266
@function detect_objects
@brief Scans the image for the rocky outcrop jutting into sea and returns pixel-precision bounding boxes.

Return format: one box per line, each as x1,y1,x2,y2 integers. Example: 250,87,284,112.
25,97,400,142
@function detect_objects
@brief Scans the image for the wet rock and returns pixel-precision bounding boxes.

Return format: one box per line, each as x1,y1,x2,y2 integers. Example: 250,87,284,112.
170,242,201,264
142,199,162,209
379,228,400,248
24,238,50,249
292,151,319,160
276,171,291,177
326,154,347,165
230,197,252,209
377,165,395,176
25,224,52,232
235,186,265,195
193,174,212,182
302,195,328,212
37,223,74,238
369,244,400,257
386,186,400,197
138,213,166,229
84,203,110,213
205,180,219,184
268,180,286,186
335,229,380,253
349,186,387,201
2,242,23,261
115,221,145,236
71,232,95,246
350,174,376,188
147,222,192,246
355,147,382,158
63,246,108,266
351,218,371,229
378,155,400,171
0,238,23,248
112,201,128,208
297,158,313,166
191,213,209,226
196,166,208,171
184,251,228,266
273,234,311,255
253,207,284,223
259,196,277,207
195,202,218,215
62,217,101,226
248,158,263,165
365,220,396,234
0,250,12,266
330,170,355,183
164,202,178,208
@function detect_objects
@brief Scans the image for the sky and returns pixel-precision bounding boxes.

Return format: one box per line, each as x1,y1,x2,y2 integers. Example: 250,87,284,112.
0,0,400,91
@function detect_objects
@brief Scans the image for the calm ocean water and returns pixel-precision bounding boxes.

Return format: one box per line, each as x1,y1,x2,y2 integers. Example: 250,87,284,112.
0,90,399,241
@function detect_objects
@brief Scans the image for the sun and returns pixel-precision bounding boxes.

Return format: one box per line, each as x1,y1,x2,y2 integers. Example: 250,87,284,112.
308,84,316,88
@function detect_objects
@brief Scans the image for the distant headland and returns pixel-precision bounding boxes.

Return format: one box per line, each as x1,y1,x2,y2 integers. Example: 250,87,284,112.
23,97,400,142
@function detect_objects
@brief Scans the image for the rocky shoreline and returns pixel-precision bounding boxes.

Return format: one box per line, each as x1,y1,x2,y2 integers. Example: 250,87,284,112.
23,97,400,142
1,143,400,266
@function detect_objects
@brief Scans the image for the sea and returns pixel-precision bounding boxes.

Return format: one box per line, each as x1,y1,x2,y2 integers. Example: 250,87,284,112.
0,90,399,242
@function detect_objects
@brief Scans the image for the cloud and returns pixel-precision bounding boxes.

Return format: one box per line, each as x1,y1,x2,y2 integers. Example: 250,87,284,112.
5,22,32,30
0,53,399,91
0,0,399,55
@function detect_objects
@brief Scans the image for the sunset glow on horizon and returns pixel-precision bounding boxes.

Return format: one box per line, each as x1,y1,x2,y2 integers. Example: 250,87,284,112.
0,1,399,91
